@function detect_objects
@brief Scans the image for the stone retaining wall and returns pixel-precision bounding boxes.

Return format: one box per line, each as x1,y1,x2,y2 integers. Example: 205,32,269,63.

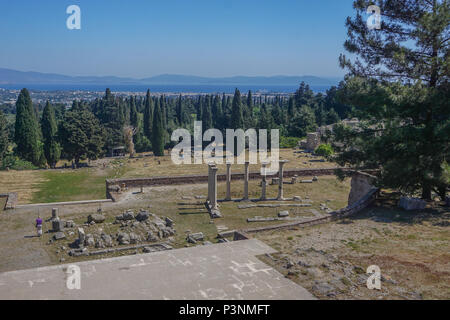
0,193,18,210
240,172,379,234
106,167,352,201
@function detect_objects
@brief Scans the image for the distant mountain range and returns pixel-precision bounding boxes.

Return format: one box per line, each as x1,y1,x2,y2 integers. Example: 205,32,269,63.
0,68,341,87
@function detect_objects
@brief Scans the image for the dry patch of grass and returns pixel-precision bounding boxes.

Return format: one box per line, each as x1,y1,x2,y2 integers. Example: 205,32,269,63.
118,149,334,178
0,170,47,204
254,205,450,300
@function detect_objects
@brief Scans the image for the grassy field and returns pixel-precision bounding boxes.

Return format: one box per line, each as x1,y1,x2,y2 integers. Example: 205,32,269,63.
31,169,108,203
0,148,335,204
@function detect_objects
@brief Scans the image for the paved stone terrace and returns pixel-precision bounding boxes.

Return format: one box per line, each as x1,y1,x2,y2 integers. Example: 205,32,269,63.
0,239,315,300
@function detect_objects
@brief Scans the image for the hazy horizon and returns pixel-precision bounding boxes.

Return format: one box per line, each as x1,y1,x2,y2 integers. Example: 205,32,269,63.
0,0,357,78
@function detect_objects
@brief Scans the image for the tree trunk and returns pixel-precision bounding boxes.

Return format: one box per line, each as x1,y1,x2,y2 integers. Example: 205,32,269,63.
438,186,447,202
422,185,432,201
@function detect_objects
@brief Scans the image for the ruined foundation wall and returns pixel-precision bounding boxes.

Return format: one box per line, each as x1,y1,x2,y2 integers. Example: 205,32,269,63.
348,171,377,206
106,167,353,200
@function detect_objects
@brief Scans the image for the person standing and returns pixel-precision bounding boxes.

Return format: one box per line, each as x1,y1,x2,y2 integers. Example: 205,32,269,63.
35,215,43,237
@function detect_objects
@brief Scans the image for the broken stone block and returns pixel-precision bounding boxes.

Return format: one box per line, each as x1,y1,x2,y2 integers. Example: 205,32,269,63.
84,234,95,247
165,217,174,227
135,210,150,222
101,233,113,247
129,232,140,244
278,211,289,217
117,232,130,245
116,211,134,221
143,247,154,253
52,217,65,232
399,197,427,211
187,232,204,243
65,220,75,228
271,178,280,185
293,196,302,202
147,231,158,242
146,231,158,242
53,232,66,241
312,176,319,182
301,180,314,184
88,214,105,224
210,209,222,219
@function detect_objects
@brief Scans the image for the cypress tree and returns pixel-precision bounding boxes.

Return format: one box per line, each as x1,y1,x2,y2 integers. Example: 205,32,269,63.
143,89,153,141
160,96,167,130
14,88,41,165
288,97,295,118
212,95,223,129
41,101,61,168
152,98,165,156
129,96,139,128
176,94,183,125
231,89,244,129
0,110,8,163
202,95,213,131
196,96,203,121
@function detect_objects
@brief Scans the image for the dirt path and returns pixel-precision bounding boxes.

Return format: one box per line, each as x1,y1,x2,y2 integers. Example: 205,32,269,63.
0,208,51,272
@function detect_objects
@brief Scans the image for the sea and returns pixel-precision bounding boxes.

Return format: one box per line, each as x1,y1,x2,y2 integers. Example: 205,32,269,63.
0,84,334,94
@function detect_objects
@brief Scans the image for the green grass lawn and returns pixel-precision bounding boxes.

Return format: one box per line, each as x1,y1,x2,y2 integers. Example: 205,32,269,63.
31,169,108,203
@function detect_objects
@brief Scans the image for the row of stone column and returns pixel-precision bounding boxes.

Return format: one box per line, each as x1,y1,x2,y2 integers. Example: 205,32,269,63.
207,160,289,207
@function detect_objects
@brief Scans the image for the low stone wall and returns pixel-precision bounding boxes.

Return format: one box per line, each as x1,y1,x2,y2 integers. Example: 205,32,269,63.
241,187,379,234
0,193,18,210
106,167,352,201
348,171,377,206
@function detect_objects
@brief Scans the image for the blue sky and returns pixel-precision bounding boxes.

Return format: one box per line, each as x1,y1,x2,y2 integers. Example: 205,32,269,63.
0,0,356,78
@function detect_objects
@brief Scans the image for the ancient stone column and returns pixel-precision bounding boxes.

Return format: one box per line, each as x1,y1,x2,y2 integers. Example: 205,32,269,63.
225,162,232,201
277,160,289,201
211,165,219,210
51,208,59,220
207,164,213,203
77,228,85,248
243,161,250,201
260,163,268,201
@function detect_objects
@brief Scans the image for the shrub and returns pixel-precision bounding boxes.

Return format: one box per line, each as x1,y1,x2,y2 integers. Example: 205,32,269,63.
1,154,37,170
315,144,334,157
280,136,301,149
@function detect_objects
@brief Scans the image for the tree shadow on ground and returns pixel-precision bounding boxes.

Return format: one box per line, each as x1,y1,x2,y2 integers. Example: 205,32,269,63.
348,199,449,226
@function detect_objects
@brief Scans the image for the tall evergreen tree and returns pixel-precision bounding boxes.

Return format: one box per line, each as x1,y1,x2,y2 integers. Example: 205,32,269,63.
152,98,165,156
59,104,104,167
0,111,8,163
336,0,450,200
143,89,153,141
288,96,296,118
212,95,223,129
14,88,41,165
202,95,213,131
41,101,61,168
176,94,183,125
230,89,244,129
129,96,139,128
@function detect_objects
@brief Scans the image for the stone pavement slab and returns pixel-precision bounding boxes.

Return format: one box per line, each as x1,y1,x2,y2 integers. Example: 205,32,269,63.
0,239,315,300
